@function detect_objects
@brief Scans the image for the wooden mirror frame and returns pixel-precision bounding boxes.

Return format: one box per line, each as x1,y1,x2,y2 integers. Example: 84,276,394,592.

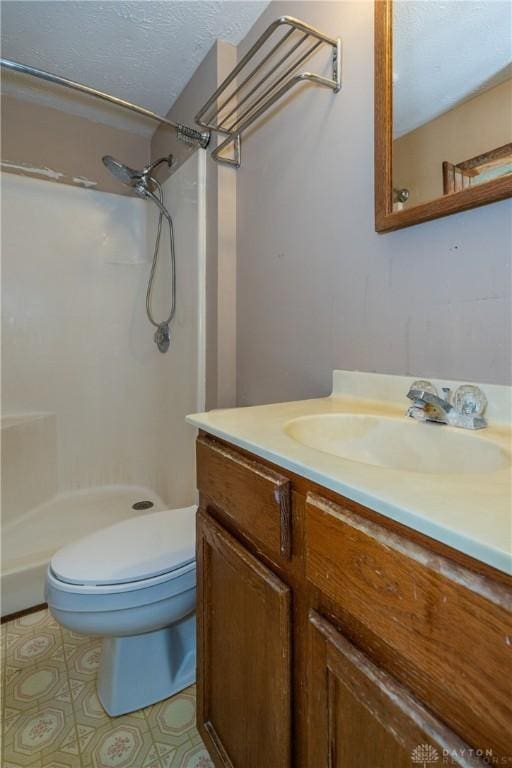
374,0,512,233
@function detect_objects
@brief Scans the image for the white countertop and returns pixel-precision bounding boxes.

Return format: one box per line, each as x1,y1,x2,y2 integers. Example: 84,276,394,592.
187,371,512,574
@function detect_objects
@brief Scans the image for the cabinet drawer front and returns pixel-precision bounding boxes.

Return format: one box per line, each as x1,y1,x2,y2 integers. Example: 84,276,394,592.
305,493,512,758
197,435,291,559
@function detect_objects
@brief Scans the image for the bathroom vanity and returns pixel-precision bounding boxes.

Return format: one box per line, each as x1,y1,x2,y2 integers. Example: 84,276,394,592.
188,372,512,768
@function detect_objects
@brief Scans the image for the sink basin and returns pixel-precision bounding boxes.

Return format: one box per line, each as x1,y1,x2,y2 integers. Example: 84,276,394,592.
284,414,510,474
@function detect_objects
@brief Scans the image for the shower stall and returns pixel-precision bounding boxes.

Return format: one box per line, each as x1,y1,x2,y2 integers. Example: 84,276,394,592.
1,151,206,617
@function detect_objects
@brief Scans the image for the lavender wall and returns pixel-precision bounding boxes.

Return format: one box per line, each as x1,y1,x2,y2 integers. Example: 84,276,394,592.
236,1,512,406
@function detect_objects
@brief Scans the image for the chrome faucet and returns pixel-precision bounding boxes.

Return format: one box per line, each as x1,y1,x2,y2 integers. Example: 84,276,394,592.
406,380,487,430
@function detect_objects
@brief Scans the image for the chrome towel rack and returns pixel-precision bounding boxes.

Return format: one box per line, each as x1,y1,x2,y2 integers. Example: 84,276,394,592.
195,16,341,168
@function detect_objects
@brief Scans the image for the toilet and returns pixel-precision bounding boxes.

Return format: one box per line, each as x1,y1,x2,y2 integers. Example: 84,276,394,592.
46,505,196,717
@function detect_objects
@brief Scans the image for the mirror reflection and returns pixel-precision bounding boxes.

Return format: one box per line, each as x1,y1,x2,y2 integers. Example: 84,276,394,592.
392,0,512,210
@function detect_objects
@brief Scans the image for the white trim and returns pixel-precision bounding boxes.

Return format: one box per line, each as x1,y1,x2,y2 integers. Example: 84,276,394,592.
196,150,207,413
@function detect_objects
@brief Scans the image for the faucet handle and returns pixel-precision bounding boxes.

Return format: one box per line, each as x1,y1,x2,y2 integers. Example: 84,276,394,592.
407,380,438,401
453,385,487,416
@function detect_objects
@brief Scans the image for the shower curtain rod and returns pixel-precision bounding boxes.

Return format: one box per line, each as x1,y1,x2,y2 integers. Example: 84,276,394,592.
0,58,210,149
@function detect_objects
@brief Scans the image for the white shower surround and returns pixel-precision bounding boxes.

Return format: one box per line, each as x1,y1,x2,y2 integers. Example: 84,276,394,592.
1,151,206,615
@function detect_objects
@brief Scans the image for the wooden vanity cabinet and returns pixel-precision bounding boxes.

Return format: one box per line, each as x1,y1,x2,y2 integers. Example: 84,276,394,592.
195,433,512,768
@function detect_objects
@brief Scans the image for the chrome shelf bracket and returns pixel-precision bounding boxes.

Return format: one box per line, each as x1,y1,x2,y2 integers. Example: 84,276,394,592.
195,16,341,168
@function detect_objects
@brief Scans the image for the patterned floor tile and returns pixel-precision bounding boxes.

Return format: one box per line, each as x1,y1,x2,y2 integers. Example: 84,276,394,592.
40,722,83,768
70,679,112,728
68,638,103,680
4,705,66,766
7,625,63,670
72,678,148,734
145,686,198,756
85,725,154,768
3,762,42,768
186,729,203,749
1,609,209,768
6,661,70,711
60,626,93,650
140,741,164,768
41,760,81,768
178,745,214,768
13,610,51,631
154,741,196,768
150,688,196,736
3,703,27,737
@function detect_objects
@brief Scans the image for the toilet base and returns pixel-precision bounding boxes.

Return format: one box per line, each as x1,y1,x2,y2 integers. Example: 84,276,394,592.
97,612,196,716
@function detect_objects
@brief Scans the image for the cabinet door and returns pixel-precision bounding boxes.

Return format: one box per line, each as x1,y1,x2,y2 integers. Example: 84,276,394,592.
307,610,487,768
197,510,292,768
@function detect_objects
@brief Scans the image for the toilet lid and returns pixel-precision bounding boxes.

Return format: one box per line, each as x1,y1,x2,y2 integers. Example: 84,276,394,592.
50,506,196,586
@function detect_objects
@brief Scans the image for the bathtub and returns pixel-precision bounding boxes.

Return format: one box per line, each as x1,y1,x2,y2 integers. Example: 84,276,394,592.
1,484,166,617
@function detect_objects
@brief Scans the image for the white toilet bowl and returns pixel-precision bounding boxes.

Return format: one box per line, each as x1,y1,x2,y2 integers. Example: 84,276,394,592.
46,505,197,716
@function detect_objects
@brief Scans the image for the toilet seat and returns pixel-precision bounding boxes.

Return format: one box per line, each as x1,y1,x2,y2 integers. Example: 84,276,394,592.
46,505,197,613
46,558,196,612
50,505,196,587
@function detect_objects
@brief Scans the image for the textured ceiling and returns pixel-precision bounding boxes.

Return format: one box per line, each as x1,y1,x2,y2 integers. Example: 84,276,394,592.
1,1,269,135
393,0,512,137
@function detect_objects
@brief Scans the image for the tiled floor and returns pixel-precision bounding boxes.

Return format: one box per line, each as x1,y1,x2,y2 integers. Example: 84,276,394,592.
1,609,213,768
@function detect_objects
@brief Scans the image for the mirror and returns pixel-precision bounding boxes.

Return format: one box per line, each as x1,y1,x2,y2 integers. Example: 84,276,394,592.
375,0,512,232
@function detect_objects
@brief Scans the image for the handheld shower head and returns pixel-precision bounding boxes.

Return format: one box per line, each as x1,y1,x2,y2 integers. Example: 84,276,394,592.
102,154,173,192
102,155,142,187
101,152,177,352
